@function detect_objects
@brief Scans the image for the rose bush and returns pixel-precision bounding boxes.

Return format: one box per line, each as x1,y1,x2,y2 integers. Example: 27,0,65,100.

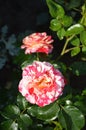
21,32,54,54
18,61,65,107
0,0,86,130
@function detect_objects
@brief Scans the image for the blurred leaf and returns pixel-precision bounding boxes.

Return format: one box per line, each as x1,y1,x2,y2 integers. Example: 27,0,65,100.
17,94,29,110
1,105,20,119
74,101,86,115
80,30,86,45
70,37,80,46
71,47,80,56
62,15,73,27
8,34,16,44
0,56,7,69
46,0,65,18
66,24,84,36
69,61,86,76
27,102,60,122
68,0,81,10
50,19,61,31
57,28,66,40
58,105,85,130
0,120,18,130
1,25,8,37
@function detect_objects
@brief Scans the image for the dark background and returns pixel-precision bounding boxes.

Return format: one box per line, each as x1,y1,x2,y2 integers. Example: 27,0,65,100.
0,0,49,34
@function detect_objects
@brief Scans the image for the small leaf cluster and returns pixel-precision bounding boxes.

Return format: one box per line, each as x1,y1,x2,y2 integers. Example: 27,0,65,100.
46,0,86,57
0,89,86,130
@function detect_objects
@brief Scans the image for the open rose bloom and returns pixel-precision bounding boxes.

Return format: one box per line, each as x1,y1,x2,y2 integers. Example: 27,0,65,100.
18,61,66,107
21,32,53,54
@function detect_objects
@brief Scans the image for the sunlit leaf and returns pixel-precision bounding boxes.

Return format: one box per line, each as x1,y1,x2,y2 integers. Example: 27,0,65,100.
57,28,66,40
50,19,61,31
62,15,73,27
70,37,80,46
80,30,86,45
46,0,65,18
66,24,84,36
71,47,80,57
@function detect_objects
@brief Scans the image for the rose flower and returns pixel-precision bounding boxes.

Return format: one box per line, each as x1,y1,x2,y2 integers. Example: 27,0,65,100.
21,32,54,54
18,61,66,107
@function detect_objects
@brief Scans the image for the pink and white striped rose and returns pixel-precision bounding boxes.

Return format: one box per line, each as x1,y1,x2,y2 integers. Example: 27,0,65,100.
21,32,54,54
18,61,66,107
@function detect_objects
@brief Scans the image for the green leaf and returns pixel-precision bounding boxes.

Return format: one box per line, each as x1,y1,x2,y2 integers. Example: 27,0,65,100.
74,101,86,115
20,114,32,126
46,0,65,18
1,105,20,119
50,19,61,31
68,0,81,10
62,15,73,27
80,30,86,45
82,45,86,52
70,61,86,76
57,28,66,40
58,106,85,130
0,120,18,130
58,108,71,130
18,114,32,130
17,94,29,110
27,102,60,121
70,37,80,46
71,47,80,56
66,24,84,36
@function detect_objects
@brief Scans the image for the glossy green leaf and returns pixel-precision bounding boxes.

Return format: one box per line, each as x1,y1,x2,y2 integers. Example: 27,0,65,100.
0,120,18,130
62,15,73,27
18,114,32,130
66,24,84,36
50,19,61,31
69,61,86,76
80,30,86,45
71,47,80,57
58,106,85,130
17,94,29,110
70,37,80,46
1,105,20,119
20,114,32,126
46,0,65,18
57,28,66,40
27,102,60,121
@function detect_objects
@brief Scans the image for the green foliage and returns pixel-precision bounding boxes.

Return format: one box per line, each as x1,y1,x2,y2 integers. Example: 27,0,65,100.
58,105,85,130
27,102,60,122
70,61,86,76
0,0,86,130
46,0,65,18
